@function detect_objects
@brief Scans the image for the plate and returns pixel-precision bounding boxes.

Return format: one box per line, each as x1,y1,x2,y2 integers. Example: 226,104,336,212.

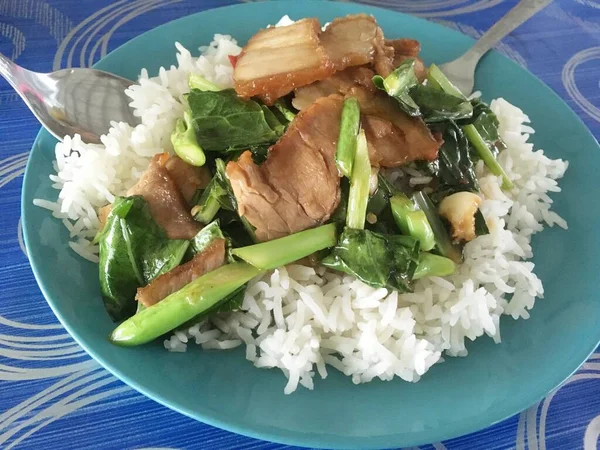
21,1,600,448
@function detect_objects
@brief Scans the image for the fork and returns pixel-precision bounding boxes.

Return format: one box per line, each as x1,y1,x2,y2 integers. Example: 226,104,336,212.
439,0,553,96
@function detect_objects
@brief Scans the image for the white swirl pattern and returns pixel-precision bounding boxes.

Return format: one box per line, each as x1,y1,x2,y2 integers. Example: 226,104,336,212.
0,0,72,45
0,23,26,60
0,1,598,449
244,0,505,18
0,152,29,189
562,47,600,123
53,0,182,70
574,0,600,8
350,0,505,18
516,353,600,450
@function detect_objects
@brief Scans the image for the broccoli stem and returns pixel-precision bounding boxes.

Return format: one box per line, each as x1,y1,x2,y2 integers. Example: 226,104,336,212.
413,252,456,279
413,191,463,263
188,73,222,91
110,262,262,346
427,64,464,99
192,177,222,224
346,130,370,230
428,64,513,190
463,124,513,189
170,110,206,166
273,98,297,122
390,194,435,251
335,97,361,178
231,223,337,271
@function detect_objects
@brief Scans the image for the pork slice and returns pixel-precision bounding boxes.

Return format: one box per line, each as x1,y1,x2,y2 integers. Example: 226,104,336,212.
226,95,343,241
349,87,441,167
136,239,226,307
233,18,334,105
386,38,427,81
127,154,200,240
386,38,421,57
372,38,396,78
321,14,386,72
292,66,376,110
164,155,211,205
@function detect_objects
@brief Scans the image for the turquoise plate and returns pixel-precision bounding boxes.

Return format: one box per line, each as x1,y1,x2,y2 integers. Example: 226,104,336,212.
21,1,600,448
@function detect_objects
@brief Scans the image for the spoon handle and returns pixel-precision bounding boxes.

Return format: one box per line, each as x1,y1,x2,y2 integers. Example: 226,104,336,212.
0,52,23,91
463,0,552,64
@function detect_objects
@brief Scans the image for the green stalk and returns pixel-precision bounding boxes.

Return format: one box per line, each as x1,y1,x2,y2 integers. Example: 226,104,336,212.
335,97,361,178
390,194,435,251
413,191,462,263
428,64,513,190
192,178,222,224
188,73,222,91
413,253,456,279
110,262,262,346
273,98,297,122
231,223,337,271
463,124,513,189
427,64,465,99
170,110,205,166
346,130,370,230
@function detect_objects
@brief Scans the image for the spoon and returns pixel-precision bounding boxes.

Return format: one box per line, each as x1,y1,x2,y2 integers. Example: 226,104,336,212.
0,53,140,144
439,0,552,96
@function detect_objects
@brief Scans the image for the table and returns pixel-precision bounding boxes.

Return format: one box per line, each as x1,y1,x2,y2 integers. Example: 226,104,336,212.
0,0,599,449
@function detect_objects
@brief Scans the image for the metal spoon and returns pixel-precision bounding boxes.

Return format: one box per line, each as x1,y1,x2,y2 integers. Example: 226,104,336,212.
439,0,552,96
0,53,140,144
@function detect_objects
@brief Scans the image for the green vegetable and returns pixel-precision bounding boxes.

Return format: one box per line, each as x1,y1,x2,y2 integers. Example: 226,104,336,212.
335,97,361,178
189,220,227,256
187,89,284,153
248,143,270,165
390,194,435,251
366,173,394,217
110,262,262,346
331,178,350,224
373,60,472,123
427,64,513,190
463,100,505,156
192,177,223,224
192,159,257,245
322,228,420,292
428,121,478,193
346,130,370,230
232,223,337,271
413,191,462,263
413,252,456,279
261,105,286,137
474,209,490,236
373,58,420,116
171,110,206,166
188,74,222,91
410,85,473,123
192,159,236,223
464,124,513,189
96,196,189,321
427,64,464,98
177,222,244,328
272,97,297,123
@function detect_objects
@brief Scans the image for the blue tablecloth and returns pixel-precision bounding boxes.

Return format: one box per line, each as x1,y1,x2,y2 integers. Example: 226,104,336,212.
1,1,599,449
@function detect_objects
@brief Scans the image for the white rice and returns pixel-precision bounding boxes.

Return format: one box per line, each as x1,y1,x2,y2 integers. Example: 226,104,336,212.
35,31,568,394
34,35,242,261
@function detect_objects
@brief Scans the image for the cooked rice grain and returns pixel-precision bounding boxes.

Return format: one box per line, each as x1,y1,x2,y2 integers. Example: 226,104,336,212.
33,34,567,394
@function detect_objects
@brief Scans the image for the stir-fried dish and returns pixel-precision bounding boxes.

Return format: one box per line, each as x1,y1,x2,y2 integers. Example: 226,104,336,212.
98,14,513,346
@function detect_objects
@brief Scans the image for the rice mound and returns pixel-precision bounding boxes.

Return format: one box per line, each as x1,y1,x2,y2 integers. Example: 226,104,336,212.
35,33,568,394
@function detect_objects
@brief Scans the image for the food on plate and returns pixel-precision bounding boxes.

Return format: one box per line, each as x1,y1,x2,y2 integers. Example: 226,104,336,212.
34,14,568,394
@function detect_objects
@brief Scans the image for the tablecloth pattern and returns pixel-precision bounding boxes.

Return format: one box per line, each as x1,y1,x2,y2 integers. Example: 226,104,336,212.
0,0,599,449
